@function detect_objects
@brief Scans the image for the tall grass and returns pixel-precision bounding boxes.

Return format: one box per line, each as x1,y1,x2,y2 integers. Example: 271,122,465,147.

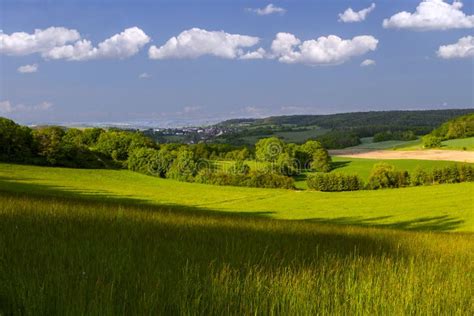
1,192,472,315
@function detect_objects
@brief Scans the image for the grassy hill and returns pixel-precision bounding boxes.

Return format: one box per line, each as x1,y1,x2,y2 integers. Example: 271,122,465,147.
1,164,473,314
0,163,472,232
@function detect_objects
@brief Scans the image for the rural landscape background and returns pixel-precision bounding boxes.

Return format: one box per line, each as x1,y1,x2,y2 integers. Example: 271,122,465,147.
1,0,473,315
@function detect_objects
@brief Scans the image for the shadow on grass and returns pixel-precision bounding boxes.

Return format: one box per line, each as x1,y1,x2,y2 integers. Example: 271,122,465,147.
306,215,465,232
331,160,351,170
0,175,466,232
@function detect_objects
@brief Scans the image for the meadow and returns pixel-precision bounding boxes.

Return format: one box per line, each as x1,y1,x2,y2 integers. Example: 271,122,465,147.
0,163,473,232
347,137,474,151
1,189,473,315
1,160,473,314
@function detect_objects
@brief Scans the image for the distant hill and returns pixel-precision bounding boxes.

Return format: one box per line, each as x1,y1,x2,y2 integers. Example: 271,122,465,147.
217,109,474,135
429,113,474,140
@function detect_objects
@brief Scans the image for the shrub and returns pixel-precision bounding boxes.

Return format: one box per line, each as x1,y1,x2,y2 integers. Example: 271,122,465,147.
410,166,430,186
195,169,294,189
307,173,362,192
367,163,409,189
422,135,442,149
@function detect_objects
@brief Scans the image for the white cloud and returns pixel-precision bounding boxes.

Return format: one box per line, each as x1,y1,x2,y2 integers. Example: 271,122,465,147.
339,3,375,23
0,27,80,56
148,28,259,60
239,48,266,60
139,72,151,79
0,100,52,113
383,0,474,31
17,63,38,73
360,59,376,66
0,101,13,113
43,27,150,61
248,4,286,16
437,36,474,59
270,32,378,66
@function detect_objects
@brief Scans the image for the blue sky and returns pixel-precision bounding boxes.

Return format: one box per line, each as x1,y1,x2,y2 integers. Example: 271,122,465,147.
0,0,473,125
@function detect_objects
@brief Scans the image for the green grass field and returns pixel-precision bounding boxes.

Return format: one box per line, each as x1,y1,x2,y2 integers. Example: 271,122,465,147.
329,156,462,180
0,163,473,232
351,137,474,151
1,176,473,314
1,163,473,314
238,126,328,144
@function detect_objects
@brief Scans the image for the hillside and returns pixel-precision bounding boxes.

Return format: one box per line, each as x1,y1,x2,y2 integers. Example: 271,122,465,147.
1,163,473,232
218,109,474,131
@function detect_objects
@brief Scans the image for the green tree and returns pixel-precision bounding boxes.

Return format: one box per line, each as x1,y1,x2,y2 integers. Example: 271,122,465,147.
255,137,286,162
166,148,197,182
367,163,409,189
32,127,65,165
422,135,442,148
0,117,35,162
311,147,332,172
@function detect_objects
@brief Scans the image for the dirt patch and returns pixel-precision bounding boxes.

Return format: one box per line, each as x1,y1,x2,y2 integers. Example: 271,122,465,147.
329,149,474,163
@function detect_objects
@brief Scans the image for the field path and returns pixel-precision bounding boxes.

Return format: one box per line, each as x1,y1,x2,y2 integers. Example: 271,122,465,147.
330,149,474,163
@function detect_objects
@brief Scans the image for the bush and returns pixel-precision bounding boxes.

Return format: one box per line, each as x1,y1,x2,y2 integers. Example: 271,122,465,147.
307,173,362,192
166,148,197,182
195,169,294,189
410,166,431,186
422,135,442,149
367,163,409,190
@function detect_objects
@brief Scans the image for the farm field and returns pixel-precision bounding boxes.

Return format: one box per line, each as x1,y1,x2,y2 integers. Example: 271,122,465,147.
394,137,474,151
329,156,466,180
0,167,473,314
0,163,473,232
237,126,328,144
340,137,474,152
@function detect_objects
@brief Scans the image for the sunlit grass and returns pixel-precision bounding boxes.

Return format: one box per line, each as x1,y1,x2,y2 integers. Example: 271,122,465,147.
1,192,472,314
1,163,473,231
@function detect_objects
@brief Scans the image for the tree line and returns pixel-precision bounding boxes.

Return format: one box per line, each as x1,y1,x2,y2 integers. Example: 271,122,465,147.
307,163,473,192
0,118,331,189
422,113,474,148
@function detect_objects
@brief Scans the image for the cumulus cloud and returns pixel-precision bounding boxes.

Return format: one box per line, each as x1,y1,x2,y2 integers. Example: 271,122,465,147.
360,59,376,66
383,0,474,31
0,27,80,56
148,28,259,60
139,72,151,79
0,100,52,113
437,36,474,59
239,48,266,60
339,3,375,23
43,27,150,61
247,4,286,16
17,63,38,73
270,32,378,66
